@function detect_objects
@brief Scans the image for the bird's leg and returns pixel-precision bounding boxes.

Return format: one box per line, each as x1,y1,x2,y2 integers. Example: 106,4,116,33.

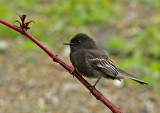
89,77,101,93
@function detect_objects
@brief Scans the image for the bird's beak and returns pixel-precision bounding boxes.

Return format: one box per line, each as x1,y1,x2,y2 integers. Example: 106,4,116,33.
63,42,73,45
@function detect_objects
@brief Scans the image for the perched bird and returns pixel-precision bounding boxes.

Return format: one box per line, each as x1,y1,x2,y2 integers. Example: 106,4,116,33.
64,33,148,90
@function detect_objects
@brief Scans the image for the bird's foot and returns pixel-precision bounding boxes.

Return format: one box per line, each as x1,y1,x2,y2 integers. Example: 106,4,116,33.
89,78,101,93
89,85,96,94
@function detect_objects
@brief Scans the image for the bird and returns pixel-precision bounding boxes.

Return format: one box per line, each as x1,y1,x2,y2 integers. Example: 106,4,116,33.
63,33,148,90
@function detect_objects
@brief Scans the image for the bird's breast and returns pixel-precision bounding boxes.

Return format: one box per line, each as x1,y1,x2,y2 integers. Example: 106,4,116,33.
70,51,101,78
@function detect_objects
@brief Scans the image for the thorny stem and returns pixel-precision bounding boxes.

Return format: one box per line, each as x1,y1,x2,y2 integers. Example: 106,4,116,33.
0,17,123,113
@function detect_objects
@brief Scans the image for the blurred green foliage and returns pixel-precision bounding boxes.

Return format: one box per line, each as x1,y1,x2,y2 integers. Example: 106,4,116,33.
0,0,160,92
0,0,121,37
0,0,122,51
37,99,47,112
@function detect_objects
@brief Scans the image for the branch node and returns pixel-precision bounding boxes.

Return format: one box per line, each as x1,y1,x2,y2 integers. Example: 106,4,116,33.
52,54,58,62
70,68,76,74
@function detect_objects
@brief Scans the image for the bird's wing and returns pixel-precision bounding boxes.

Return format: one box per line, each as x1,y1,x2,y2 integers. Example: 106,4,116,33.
88,58,118,78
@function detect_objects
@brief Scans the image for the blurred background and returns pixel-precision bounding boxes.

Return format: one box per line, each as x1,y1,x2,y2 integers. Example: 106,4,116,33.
0,0,160,113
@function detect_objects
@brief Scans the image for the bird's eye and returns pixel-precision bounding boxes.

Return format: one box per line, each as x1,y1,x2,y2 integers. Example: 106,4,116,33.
77,41,81,43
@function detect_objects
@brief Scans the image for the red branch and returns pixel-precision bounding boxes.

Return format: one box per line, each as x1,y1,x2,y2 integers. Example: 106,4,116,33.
0,17,123,113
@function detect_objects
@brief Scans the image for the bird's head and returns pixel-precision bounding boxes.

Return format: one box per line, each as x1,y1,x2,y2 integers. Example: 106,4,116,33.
64,33,96,52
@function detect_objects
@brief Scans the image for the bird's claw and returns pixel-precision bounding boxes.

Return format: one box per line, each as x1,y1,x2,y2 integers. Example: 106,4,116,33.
89,85,96,94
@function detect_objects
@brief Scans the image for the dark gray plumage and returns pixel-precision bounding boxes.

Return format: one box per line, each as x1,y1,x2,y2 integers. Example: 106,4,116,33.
64,33,148,88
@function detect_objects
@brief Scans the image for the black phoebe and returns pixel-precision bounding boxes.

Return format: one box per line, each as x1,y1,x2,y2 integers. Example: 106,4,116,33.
64,33,148,89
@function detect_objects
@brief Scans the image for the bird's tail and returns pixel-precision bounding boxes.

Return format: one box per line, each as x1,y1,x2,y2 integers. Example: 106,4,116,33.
117,68,148,84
